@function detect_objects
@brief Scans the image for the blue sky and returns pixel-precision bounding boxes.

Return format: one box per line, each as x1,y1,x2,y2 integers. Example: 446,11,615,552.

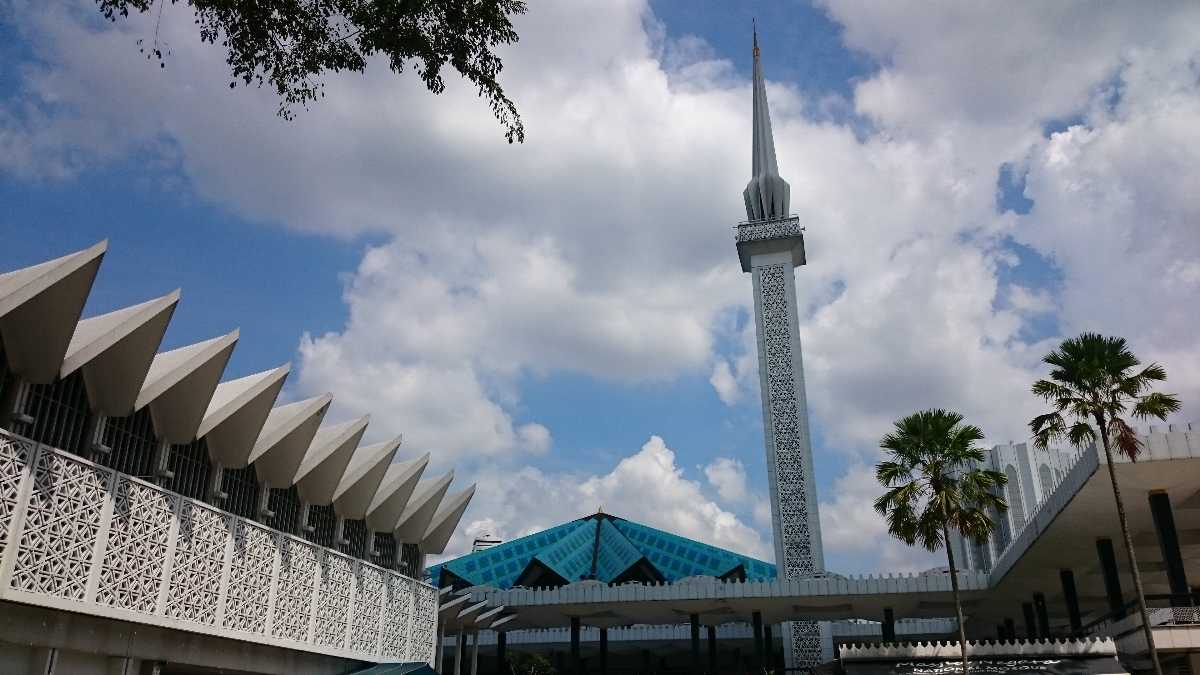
3,0,1198,573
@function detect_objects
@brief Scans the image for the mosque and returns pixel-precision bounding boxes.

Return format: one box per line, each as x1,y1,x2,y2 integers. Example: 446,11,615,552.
0,29,1197,675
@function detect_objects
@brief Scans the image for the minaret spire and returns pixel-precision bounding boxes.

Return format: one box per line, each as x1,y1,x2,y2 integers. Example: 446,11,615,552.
743,24,791,222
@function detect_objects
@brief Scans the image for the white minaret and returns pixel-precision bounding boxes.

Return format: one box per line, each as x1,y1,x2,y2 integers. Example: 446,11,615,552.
736,27,826,669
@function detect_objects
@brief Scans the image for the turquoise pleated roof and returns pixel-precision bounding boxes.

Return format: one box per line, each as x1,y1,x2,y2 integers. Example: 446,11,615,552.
428,512,776,589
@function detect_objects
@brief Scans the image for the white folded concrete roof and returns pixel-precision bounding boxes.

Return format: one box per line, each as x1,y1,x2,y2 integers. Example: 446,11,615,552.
0,241,106,384
199,365,289,468
135,331,238,443
420,483,477,555
333,436,402,520
365,452,428,532
249,394,332,486
394,471,453,543
62,290,180,416
294,415,369,505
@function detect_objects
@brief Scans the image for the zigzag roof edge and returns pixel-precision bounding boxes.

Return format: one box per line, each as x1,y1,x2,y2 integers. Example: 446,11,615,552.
0,241,107,384
248,393,332,486
61,289,181,377
247,393,333,464
364,452,428,531
135,329,239,410
293,415,370,505
197,363,290,438
295,415,370,482
332,436,402,520
0,240,107,318
395,471,453,542
335,435,402,500
420,484,477,555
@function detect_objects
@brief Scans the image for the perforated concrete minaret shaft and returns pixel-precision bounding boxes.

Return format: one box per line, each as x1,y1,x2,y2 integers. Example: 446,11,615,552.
734,26,825,670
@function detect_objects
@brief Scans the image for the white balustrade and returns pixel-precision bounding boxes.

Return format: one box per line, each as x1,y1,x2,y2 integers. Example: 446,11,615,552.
0,430,436,665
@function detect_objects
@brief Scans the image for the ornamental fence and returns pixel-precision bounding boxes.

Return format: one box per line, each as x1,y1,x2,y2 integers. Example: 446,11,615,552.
0,429,436,665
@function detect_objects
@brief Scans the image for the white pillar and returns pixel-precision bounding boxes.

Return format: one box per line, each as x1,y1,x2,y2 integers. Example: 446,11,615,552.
470,630,480,675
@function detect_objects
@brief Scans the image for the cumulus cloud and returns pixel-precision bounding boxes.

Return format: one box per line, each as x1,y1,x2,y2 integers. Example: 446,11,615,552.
819,462,942,574
704,457,750,503
436,435,771,562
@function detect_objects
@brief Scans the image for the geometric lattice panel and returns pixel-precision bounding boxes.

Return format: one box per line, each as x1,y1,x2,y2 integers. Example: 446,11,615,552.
350,563,383,655
223,520,276,634
756,263,816,580
314,551,353,649
0,434,33,553
381,574,413,660
165,500,229,625
408,582,437,664
789,620,822,669
272,536,318,642
0,438,440,665
96,477,175,612
10,450,109,600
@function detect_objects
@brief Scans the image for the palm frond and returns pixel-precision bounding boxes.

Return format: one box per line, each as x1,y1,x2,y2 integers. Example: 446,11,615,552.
1132,392,1182,420
1109,417,1143,461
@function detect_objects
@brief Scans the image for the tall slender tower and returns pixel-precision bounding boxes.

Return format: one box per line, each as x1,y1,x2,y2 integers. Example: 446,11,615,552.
736,28,825,668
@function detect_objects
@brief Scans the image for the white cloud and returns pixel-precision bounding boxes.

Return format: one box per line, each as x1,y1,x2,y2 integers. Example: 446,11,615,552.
704,456,749,503
819,462,942,574
435,435,771,562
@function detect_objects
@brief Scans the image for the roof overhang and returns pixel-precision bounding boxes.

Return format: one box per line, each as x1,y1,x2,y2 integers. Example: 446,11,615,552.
333,436,402,520
248,394,331,486
293,415,369,505
395,472,453,543
0,241,106,384
365,453,429,532
199,365,289,468
135,331,239,443
420,484,477,555
62,291,180,416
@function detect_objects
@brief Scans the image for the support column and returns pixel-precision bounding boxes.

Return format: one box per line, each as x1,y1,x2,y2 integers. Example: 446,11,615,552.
208,462,228,504
1097,538,1126,618
1149,491,1191,606
1060,570,1083,634
691,614,701,674
454,631,465,675
708,625,717,674
570,617,581,675
882,608,896,642
0,376,26,428
599,628,607,675
256,481,275,523
752,611,764,670
106,656,143,675
496,629,506,672
470,630,479,675
1003,618,1015,641
32,648,58,674
151,439,174,487
84,413,110,460
1022,602,1036,638
764,624,774,671
435,622,446,673
1033,593,1050,637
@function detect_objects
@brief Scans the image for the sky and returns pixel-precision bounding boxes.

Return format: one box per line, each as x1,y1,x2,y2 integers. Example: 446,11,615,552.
2,0,1199,575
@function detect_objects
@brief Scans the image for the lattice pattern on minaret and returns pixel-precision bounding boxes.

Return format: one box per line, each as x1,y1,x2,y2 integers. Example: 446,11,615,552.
758,263,816,577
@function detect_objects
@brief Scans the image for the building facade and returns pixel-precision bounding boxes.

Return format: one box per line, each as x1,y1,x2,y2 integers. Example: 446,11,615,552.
0,242,476,673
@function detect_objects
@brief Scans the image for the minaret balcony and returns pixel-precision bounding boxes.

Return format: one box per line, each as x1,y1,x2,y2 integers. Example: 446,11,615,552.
734,215,807,272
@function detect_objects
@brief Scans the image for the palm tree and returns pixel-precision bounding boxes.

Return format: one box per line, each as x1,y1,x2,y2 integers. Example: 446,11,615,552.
1030,333,1181,675
875,409,1008,675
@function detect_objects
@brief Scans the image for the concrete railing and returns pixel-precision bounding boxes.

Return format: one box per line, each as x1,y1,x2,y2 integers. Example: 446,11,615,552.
0,430,437,665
